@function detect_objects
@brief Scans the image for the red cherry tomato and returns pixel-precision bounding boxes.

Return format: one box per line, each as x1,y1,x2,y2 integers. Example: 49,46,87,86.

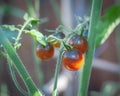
68,35,88,53
62,49,84,71
36,43,54,60
50,32,65,48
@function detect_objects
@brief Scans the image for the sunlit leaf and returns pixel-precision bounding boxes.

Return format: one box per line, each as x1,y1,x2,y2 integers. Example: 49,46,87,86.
27,29,46,46
96,5,120,46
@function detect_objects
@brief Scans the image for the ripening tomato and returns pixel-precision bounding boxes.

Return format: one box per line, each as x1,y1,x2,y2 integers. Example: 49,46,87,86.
53,32,65,39
68,35,88,53
36,43,54,60
62,49,84,71
50,32,65,48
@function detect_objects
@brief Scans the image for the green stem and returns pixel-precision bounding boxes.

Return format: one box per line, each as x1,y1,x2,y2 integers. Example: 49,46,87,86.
0,28,42,96
14,19,31,49
77,0,103,96
7,57,28,96
52,46,64,96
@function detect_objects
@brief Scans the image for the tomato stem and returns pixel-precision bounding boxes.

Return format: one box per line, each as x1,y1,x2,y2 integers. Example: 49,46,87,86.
52,45,64,96
14,19,31,49
7,56,29,95
62,41,72,51
77,0,103,96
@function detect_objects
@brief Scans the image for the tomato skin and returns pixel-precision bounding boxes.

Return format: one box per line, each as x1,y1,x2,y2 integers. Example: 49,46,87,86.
36,43,54,60
62,49,84,71
51,32,65,48
53,32,65,39
68,35,88,53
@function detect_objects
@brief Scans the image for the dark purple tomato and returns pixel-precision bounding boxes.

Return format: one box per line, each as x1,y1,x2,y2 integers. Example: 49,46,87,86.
68,35,88,53
36,43,54,60
62,49,84,71
50,32,65,48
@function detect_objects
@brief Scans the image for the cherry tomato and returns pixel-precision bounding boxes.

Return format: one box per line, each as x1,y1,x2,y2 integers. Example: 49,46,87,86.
62,49,84,71
68,35,88,53
36,43,54,60
53,32,65,39
50,32,65,48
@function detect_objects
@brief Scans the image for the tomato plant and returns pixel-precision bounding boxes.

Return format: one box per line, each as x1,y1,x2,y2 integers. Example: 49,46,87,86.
36,43,54,60
0,0,120,96
62,49,84,71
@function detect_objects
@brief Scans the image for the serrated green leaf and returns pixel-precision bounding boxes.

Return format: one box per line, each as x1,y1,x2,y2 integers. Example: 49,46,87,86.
1,25,18,31
23,13,41,27
31,19,40,25
27,29,46,46
26,18,40,28
96,5,120,46
30,17,48,26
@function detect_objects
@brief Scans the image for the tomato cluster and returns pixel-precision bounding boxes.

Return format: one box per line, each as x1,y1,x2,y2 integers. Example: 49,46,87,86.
62,34,88,71
36,32,65,60
36,31,88,71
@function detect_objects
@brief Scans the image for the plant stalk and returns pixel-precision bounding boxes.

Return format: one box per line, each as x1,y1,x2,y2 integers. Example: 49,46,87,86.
52,46,64,96
7,57,28,95
0,28,42,96
14,19,31,49
77,0,103,96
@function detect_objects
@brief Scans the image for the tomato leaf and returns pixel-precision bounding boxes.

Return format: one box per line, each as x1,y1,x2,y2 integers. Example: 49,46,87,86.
1,25,18,31
96,5,120,46
27,29,46,46
23,13,47,28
